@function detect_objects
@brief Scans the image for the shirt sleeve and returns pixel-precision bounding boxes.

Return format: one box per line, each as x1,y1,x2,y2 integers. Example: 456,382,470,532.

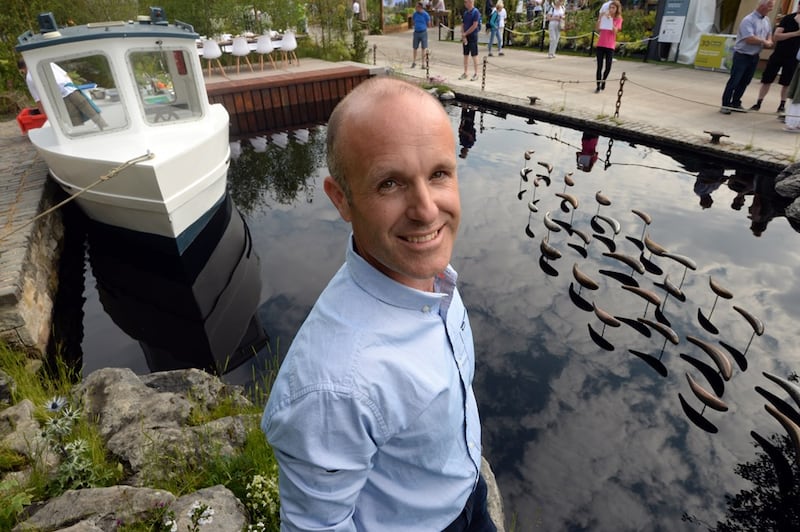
263,388,382,531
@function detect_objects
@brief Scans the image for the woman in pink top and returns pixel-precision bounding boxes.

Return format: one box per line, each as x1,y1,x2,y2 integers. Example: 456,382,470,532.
594,0,622,93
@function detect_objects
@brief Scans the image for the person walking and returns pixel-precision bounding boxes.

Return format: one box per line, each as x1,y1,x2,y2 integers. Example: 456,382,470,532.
720,0,775,114
546,0,565,58
487,1,506,56
750,11,800,113
594,0,622,92
460,0,481,80
262,76,495,532
411,1,431,68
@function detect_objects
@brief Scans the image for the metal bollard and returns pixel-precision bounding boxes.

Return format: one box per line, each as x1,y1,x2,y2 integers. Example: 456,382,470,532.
425,49,430,79
373,44,377,66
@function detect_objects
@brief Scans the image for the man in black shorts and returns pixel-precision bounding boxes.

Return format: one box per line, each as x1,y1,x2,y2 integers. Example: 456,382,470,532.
750,11,800,113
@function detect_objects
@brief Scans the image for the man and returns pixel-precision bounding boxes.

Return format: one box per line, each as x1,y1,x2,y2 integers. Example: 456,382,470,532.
19,59,107,129
262,77,493,531
750,11,800,113
461,0,481,80
720,0,775,114
411,1,431,68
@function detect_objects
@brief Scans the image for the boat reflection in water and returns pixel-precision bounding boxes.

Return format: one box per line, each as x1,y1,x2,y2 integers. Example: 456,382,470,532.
85,193,268,377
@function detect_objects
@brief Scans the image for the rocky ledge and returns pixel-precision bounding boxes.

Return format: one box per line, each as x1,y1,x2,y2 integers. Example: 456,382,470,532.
1,367,505,531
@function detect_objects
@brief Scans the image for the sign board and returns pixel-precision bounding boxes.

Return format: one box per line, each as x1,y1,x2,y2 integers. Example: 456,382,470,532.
694,34,736,71
658,0,690,44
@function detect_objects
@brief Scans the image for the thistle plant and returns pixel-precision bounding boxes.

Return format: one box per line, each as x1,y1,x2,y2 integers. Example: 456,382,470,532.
39,396,117,492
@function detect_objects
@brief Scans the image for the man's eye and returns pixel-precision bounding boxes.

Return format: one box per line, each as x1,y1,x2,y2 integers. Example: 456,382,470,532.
379,180,397,190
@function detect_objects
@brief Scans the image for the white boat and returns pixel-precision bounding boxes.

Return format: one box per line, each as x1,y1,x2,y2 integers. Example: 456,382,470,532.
16,9,230,254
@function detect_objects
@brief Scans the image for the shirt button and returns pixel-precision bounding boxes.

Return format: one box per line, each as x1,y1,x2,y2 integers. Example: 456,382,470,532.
468,442,475,448
422,305,431,313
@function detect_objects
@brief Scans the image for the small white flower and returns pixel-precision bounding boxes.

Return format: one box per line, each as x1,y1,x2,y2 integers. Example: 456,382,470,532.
44,396,67,412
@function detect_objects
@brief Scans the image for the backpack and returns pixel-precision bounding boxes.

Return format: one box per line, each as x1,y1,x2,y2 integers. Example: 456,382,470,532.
489,10,498,29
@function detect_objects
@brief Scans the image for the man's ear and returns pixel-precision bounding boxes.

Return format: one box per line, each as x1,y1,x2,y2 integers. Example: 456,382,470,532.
324,176,352,222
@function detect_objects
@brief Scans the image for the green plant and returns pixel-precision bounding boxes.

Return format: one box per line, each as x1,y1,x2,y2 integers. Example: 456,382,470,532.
244,469,280,529
0,478,33,530
118,501,176,532
351,28,369,64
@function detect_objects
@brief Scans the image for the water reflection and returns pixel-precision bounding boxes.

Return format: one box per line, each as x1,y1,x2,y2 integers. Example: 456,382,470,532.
227,128,326,214
76,193,269,379
64,105,800,530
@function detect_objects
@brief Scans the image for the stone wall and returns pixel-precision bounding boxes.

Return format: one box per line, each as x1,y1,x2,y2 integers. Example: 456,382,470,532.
0,121,63,357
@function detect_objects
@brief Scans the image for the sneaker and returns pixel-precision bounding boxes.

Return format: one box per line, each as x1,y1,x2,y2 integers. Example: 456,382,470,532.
719,107,731,114
594,87,601,93
410,62,416,68
488,53,494,56
784,126,800,132
471,73,479,81
730,104,746,113
749,103,761,111
778,103,786,113
498,52,504,56
458,73,467,80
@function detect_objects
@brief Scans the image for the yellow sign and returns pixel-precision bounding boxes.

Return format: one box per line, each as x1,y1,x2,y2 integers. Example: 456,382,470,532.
694,34,735,71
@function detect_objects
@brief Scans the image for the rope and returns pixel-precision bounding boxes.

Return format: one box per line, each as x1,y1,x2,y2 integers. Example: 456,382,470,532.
0,150,155,242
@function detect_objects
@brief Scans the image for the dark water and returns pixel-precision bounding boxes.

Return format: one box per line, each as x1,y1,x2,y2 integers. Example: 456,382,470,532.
65,105,800,531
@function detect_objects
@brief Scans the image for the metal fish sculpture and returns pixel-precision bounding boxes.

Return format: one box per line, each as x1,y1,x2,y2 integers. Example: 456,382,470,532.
686,373,729,412
686,335,733,381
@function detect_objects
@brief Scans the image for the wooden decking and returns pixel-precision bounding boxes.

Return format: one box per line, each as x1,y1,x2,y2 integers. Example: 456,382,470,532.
204,59,379,136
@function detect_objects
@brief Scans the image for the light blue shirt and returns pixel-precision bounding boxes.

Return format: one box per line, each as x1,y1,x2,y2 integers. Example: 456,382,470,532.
734,10,772,56
262,235,482,531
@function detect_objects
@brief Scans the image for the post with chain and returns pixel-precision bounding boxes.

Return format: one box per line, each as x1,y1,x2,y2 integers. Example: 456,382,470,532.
614,72,626,119
425,49,430,79
481,55,487,91
372,44,377,66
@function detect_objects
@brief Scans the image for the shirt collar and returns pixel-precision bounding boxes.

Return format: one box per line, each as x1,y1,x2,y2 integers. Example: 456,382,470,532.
345,233,457,314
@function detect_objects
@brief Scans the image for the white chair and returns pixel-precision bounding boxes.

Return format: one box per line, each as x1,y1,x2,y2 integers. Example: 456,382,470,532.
281,31,299,67
255,35,277,71
231,36,254,74
202,40,227,78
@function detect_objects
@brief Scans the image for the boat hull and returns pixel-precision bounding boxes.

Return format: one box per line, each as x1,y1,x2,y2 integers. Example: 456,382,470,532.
32,105,230,254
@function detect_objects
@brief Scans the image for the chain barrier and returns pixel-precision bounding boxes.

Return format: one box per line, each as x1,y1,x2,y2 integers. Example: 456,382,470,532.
614,72,625,119
372,44,377,66
604,138,614,170
481,56,487,91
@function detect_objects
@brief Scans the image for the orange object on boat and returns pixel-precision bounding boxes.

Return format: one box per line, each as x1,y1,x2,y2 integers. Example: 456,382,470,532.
16,107,47,135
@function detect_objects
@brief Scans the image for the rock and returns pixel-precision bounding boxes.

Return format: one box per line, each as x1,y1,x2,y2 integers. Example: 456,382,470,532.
0,368,15,406
440,90,456,100
170,485,248,532
13,486,175,531
481,456,507,532
140,368,250,413
786,196,800,224
774,163,800,199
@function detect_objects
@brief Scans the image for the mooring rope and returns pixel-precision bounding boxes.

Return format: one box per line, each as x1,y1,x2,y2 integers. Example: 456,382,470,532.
0,150,155,242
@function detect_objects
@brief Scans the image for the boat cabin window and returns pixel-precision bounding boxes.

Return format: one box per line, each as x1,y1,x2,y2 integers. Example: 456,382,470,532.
129,49,203,124
38,55,126,136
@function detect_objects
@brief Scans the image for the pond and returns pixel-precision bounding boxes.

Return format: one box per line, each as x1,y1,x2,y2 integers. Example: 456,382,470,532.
60,104,800,531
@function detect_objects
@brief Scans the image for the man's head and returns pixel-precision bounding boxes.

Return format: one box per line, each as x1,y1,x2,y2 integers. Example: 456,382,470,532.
757,0,774,16
416,1,424,10
465,0,474,9
324,77,460,292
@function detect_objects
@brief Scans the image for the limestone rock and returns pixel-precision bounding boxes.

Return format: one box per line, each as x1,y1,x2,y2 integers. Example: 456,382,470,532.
140,368,251,412
0,368,14,406
170,485,248,532
13,486,175,531
775,162,800,199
